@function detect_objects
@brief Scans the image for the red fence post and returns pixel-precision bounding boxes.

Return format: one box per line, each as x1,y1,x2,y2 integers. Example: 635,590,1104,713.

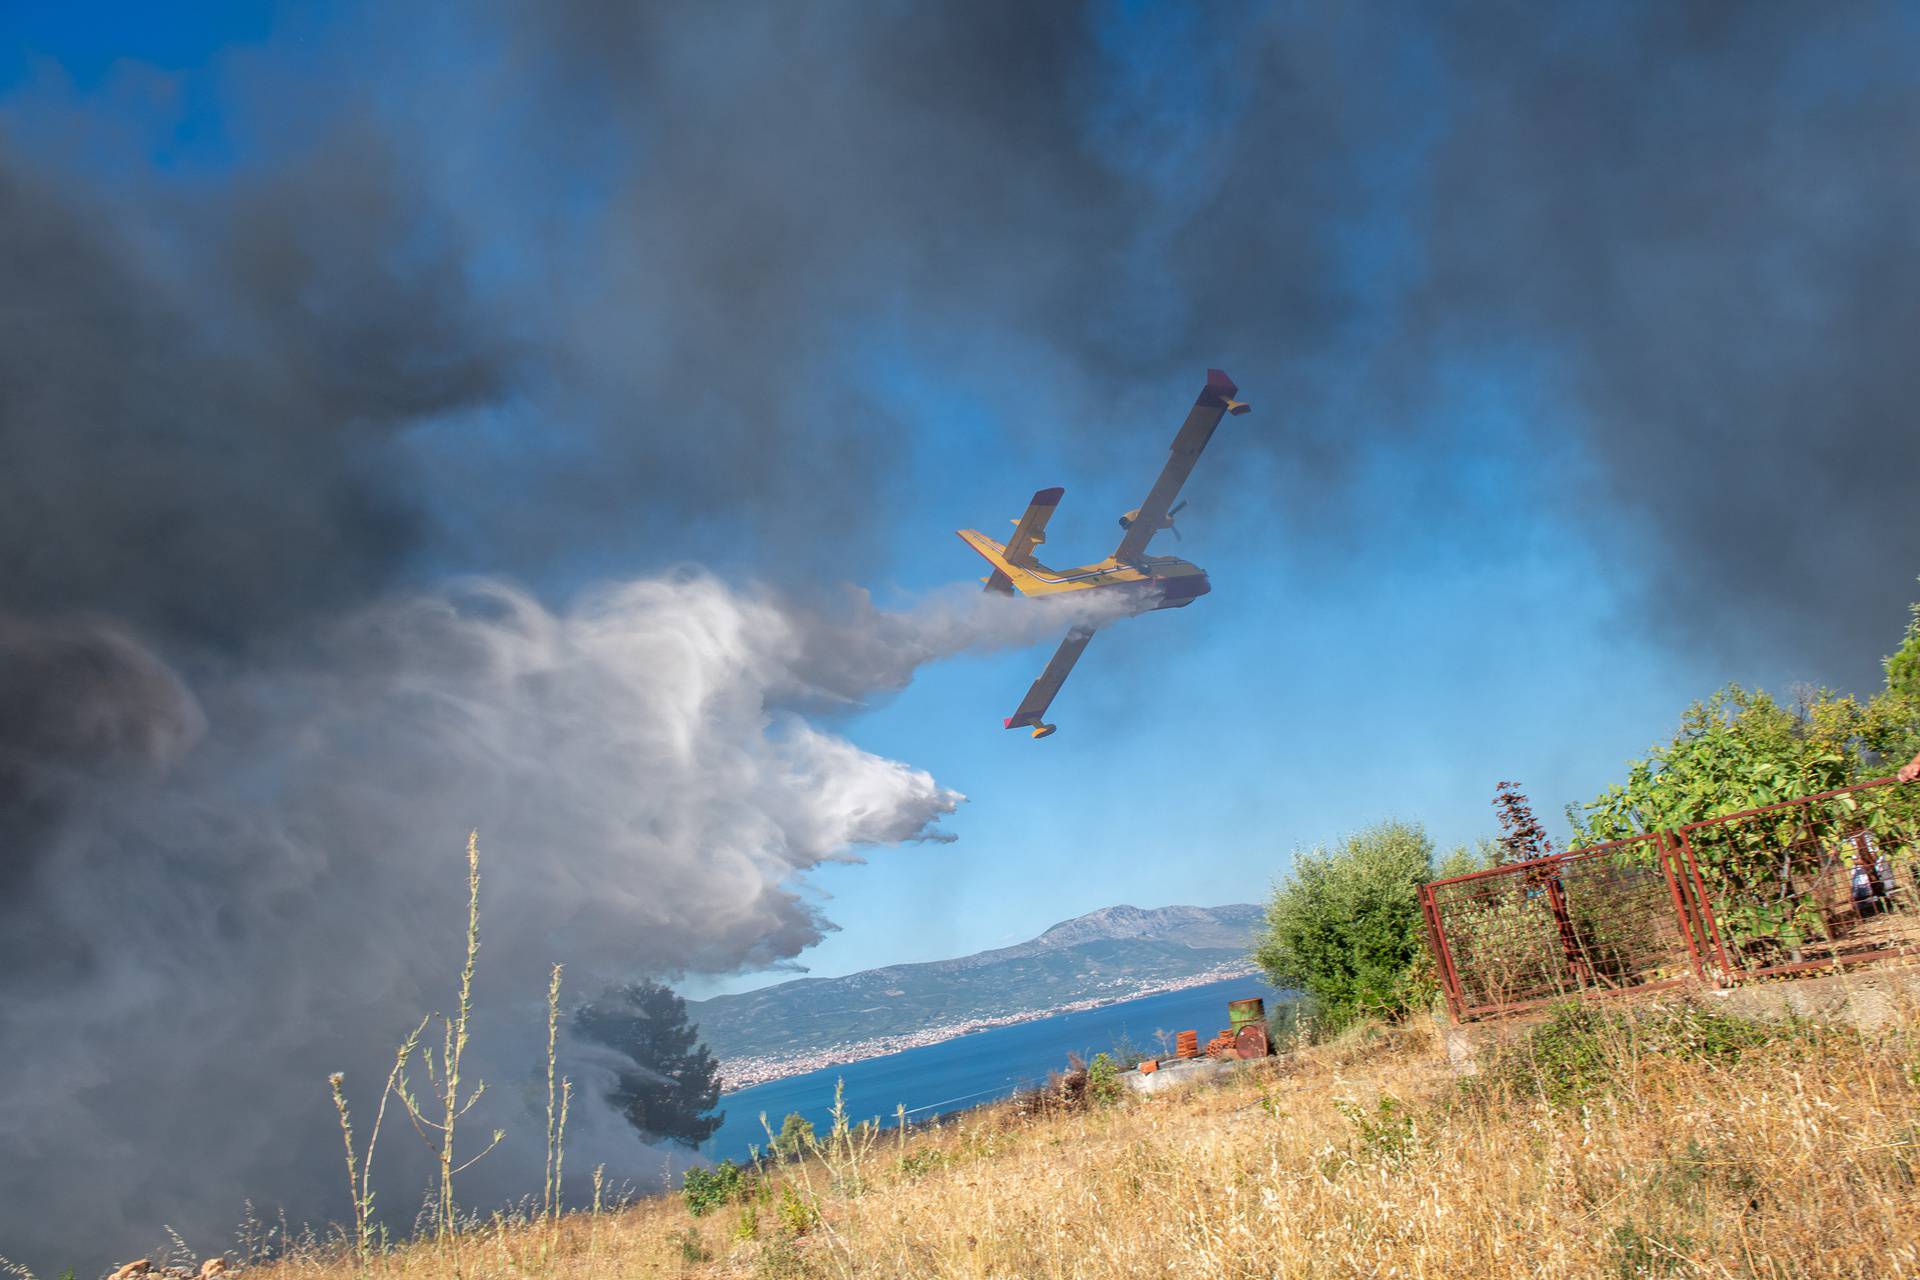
1674,827,1735,984
1655,829,1708,982
1541,873,1594,986
1421,883,1465,1022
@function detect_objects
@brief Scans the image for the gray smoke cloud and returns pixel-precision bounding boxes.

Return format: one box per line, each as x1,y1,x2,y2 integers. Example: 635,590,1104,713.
466,1,1920,677
0,123,508,646
7,1,1920,1271
0,573,1126,1271
1404,4,1920,678
0,618,203,935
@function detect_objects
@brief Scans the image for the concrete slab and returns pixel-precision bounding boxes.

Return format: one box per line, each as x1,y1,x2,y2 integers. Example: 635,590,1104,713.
1121,1057,1240,1095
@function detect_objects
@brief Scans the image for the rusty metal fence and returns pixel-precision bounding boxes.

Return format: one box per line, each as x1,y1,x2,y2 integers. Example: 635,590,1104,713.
1424,777,1920,1020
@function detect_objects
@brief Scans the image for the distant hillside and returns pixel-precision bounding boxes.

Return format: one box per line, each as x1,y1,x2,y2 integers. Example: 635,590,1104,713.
687,904,1262,1061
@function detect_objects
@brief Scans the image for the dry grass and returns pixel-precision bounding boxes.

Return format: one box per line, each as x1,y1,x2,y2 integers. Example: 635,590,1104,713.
252,998,1920,1280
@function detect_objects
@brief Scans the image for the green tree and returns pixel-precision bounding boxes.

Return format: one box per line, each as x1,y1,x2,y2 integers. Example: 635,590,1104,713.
1578,588,1920,846
681,1159,748,1216
771,1110,815,1160
1877,588,1920,771
1502,590,1920,969
1433,839,1497,881
1574,686,1868,844
573,981,724,1149
1886,589,1920,702
1253,820,1435,1033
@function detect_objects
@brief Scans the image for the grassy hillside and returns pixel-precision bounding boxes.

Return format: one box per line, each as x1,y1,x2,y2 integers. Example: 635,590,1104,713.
228,989,1920,1280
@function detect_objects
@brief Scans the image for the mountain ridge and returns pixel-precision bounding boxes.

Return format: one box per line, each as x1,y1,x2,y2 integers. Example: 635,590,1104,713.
688,903,1262,1063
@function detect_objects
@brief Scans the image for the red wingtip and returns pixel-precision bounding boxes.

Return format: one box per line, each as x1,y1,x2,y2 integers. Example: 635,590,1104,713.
1205,368,1238,398
1030,486,1065,507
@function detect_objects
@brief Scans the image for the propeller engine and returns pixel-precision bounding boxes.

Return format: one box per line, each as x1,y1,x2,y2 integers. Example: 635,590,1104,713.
1116,499,1187,541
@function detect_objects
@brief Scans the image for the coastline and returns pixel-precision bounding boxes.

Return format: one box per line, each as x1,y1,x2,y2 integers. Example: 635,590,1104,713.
714,962,1262,1092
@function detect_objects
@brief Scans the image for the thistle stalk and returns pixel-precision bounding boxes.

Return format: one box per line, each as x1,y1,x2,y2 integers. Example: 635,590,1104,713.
437,830,483,1242
544,963,564,1226
327,1074,363,1261
553,1076,573,1229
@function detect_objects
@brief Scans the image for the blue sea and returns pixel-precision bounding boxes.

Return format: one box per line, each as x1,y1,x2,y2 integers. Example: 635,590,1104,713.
701,975,1296,1161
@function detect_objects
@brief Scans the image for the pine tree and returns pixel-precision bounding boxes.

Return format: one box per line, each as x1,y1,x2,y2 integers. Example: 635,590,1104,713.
574,981,724,1148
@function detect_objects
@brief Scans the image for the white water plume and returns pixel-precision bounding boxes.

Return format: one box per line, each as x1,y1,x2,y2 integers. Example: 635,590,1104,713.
0,569,1126,1270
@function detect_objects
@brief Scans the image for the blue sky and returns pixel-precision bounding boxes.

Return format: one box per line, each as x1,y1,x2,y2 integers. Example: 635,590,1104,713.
765,356,1726,992
6,0,1914,999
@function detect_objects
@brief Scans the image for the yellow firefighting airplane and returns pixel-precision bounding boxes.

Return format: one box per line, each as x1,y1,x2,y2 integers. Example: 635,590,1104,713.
957,368,1250,739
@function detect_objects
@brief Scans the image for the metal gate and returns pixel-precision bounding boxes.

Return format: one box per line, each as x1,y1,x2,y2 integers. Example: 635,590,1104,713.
1423,777,1920,1020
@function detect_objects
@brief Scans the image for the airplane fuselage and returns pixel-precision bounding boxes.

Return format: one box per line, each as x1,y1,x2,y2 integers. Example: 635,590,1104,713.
1030,554,1211,610
952,529,1210,610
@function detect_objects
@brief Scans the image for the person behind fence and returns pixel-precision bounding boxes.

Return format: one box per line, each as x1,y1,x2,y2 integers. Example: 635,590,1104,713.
1851,848,1885,917
1875,848,1899,909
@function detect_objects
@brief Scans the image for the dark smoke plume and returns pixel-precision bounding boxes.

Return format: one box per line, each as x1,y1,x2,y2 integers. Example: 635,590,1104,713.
477,1,1920,676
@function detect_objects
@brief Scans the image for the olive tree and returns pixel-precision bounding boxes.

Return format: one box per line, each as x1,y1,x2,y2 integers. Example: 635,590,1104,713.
1253,820,1435,1033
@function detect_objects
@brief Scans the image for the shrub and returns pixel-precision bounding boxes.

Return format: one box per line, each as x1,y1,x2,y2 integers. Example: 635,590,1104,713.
1021,1055,1094,1117
1265,999,1310,1051
896,1148,949,1179
1334,1095,1417,1165
1474,1000,1786,1108
1432,839,1498,881
1254,820,1435,1032
1488,1002,1620,1106
1607,1224,1694,1278
1434,890,1566,1007
670,1226,713,1264
755,1236,814,1279
1884,588,1920,703
1106,1032,1149,1069
772,1111,816,1161
1633,1000,1784,1060
1086,1052,1123,1106
683,1158,749,1216
774,1182,819,1236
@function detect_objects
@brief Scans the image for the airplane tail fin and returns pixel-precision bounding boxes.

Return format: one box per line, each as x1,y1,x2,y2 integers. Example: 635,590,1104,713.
957,529,1025,594
1004,487,1063,566
961,486,1064,596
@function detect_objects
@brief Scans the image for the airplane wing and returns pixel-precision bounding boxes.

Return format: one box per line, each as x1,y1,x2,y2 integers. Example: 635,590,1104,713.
1111,368,1249,565
983,486,1065,594
1003,624,1095,736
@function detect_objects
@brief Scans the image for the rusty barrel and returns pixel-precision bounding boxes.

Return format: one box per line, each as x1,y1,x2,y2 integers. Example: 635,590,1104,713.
1227,997,1266,1029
